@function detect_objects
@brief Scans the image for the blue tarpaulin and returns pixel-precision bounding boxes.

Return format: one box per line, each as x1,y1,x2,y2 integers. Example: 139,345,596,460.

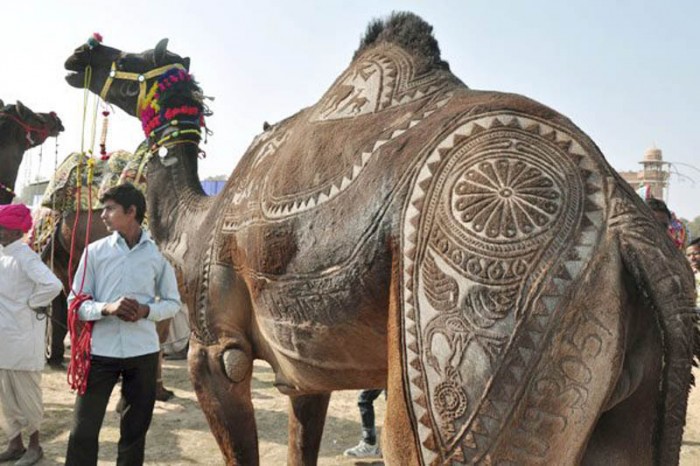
201,180,226,196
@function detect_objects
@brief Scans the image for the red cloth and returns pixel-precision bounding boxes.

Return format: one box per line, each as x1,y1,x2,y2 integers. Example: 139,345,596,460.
0,204,32,233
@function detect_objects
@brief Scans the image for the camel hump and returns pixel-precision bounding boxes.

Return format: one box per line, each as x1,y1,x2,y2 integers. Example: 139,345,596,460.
42,152,107,212
399,111,610,463
28,207,61,255
305,13,461,124
42,145,149,213
354,12,449,73
99,143,150,195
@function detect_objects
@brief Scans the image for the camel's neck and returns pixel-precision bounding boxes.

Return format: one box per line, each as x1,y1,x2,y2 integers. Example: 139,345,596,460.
145,142,214,262
136,65,214,263
0,141,25,205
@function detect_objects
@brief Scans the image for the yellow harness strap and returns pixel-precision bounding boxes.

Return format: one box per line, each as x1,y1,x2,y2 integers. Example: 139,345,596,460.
99,61,187,116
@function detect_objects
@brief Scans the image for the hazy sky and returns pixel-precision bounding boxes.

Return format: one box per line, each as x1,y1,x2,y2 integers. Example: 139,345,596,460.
3,1,699,219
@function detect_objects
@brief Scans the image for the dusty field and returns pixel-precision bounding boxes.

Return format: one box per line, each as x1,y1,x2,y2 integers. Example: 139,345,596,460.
2,361,700,465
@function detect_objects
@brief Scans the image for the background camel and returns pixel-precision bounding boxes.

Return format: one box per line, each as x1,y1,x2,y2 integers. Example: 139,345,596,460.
0,99,63,205
64,12,696,465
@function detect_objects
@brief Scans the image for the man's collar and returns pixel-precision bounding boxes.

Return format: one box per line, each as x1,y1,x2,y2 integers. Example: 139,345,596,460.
108,229,153,248
1,238,24,253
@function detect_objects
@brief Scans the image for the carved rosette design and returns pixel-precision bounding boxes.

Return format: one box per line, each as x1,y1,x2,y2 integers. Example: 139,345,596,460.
434,378,468,422
401,112,607,465
451,159,561,240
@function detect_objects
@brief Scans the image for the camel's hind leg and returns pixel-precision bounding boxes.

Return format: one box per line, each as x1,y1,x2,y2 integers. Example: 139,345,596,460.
581,274,663,465
287,393,331,466
189,338,258,465
582,347,662,465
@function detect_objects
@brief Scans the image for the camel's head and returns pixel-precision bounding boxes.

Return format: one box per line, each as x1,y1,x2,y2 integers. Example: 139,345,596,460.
0,100,63,203
65,36,191,118
0,100,64,148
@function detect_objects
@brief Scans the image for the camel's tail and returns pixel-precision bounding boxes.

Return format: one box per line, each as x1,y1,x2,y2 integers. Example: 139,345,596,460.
612,191,697,466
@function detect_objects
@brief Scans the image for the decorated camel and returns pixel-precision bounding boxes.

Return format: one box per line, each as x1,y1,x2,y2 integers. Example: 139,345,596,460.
0,99,63,205
35,148,177,399
65,13,696,465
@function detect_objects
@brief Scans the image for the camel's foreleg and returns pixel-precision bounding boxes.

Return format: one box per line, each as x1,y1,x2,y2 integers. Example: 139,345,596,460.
155,319,174,401
46,292,68,365
383,244,422,465
189,337,258,465
287,393,331,466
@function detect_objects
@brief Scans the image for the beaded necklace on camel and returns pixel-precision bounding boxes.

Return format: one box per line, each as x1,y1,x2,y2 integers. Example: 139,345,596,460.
139,68,205,156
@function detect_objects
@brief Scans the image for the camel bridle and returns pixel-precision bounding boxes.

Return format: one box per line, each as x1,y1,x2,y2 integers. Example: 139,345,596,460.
0,111,54,148
0,110,59,199
99,60,187,117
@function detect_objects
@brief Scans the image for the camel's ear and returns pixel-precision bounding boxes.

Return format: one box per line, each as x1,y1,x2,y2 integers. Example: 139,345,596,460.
154,38,169,65
0,99,4,108
15,100,29,119
183,57,190,71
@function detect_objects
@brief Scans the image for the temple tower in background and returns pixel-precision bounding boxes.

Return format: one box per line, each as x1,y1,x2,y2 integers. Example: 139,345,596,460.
639,146,669,199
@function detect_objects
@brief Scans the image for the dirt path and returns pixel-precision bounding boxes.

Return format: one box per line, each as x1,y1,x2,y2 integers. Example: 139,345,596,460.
2,361,699,465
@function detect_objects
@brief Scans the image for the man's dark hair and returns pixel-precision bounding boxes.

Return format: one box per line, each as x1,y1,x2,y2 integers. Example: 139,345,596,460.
690,237,700,248
645,197,671,222
100,183,146,224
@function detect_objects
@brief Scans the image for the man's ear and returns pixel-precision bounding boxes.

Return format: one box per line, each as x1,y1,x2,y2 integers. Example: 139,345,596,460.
126,205,138,218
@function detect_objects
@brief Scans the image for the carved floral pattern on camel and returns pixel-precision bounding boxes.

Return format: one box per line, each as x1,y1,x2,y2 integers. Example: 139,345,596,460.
310,46,449,122
220,47,455,232
401,112,607,464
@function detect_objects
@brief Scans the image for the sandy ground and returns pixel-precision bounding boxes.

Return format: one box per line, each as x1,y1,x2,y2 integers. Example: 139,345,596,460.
2,361,699,465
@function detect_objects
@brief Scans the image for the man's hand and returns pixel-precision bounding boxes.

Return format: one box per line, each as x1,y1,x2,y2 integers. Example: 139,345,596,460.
102,297,149,322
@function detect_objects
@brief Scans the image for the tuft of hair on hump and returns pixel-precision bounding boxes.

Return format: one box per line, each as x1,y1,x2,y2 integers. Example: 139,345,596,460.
354,11,449,71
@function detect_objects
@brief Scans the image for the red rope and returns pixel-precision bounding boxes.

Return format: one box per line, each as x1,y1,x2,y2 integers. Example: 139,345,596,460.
66,167,95,394
67,294,94,395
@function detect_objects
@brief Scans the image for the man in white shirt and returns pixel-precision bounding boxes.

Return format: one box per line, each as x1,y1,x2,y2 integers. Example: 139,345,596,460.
65,183,181,466
0,203,62,466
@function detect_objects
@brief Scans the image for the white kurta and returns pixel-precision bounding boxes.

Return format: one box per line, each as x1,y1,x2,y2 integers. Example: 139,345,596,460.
0,370,43,439
0,239,62,371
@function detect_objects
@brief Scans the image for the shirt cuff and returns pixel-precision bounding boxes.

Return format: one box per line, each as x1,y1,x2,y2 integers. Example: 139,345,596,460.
146,300,180,322
78,300,106,321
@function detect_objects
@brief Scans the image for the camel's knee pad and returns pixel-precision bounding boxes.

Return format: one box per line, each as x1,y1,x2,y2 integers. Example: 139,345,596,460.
222,348,251,383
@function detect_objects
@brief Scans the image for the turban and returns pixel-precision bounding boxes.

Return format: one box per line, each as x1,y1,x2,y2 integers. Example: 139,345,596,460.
0,204,32,233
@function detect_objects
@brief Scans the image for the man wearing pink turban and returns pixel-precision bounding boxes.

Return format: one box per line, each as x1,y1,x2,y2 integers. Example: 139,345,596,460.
0,204,33,233
0,203,62,466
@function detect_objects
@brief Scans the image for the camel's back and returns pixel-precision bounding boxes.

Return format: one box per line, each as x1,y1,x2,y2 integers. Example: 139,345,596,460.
218,33,465,272
217,24,617,278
